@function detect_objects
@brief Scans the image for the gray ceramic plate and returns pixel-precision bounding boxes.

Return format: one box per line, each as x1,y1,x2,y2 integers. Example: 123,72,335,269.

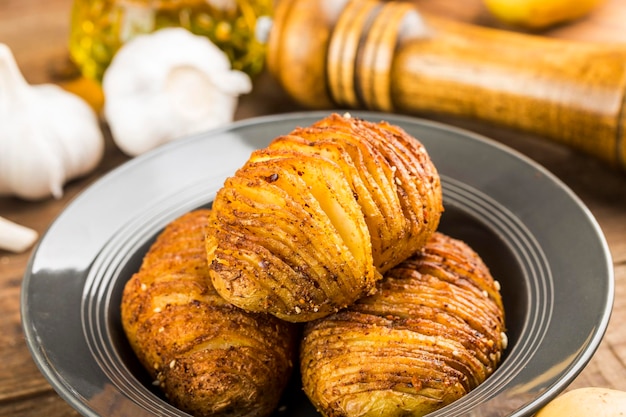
22,111,613,417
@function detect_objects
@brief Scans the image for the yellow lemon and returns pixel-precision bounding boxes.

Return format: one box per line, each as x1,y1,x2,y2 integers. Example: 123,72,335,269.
483,0,605,29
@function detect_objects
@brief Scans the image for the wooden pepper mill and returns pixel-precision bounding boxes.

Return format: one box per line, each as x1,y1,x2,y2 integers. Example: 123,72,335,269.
267,0,626,171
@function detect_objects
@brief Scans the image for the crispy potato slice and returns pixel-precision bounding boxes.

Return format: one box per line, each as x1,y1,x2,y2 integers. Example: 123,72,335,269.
121,210,297,417
300,232,506,417
248,150,373,272
255,138,390,263
274,131,403,267
310,115,443,271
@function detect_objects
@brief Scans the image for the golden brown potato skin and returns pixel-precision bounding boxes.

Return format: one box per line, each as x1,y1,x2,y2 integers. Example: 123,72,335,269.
300,232,506,417
207,114,443,322
121,209,297,417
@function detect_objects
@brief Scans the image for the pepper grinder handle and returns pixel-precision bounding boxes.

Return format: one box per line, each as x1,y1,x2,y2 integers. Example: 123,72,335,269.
267,0,626,170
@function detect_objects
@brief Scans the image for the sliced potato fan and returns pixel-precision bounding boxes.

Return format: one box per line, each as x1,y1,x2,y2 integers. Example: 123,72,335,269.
121,210,297,417
206,113,443,322
300,232,507,417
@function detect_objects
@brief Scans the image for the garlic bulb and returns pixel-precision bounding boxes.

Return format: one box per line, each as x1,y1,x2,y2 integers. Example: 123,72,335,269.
0,44,104,201
103,28,252,157
0,216,38,253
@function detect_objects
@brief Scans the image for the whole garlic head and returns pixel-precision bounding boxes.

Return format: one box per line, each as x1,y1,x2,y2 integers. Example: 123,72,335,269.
0,44,104,200
103,28,252,157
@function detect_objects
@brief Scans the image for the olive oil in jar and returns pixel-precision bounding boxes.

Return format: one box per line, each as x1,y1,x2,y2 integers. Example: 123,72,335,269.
69,0,273,82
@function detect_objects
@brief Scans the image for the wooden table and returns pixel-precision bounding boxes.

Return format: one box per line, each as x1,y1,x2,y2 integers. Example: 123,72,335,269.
1,0,625,416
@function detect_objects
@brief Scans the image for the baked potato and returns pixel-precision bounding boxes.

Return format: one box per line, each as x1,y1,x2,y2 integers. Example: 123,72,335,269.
300,232,507,417
206,113,443,322
121,209,297,417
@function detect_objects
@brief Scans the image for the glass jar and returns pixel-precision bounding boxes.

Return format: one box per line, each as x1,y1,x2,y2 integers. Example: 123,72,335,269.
69,0,273,82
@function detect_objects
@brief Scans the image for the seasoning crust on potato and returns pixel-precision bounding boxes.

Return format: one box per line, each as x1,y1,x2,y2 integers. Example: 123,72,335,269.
300,232,507,417
206,113,444,322
120,209,297,417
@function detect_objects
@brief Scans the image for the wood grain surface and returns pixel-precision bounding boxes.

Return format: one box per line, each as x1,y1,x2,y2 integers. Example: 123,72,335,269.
1,0,625,416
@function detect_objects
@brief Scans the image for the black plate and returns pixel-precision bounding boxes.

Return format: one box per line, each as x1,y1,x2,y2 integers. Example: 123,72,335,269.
22,111,613,417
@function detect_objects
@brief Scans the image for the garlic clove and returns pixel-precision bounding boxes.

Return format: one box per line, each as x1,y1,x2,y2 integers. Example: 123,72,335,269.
0,43,104,201
0,216,38,253
103,28,252,157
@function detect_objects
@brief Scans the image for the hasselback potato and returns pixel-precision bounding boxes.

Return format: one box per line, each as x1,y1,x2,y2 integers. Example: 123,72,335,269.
300,232,507,417
121,210,297,417
206,113,443,322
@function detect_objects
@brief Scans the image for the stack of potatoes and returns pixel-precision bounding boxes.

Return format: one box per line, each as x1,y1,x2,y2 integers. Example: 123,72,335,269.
121,113,507,417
